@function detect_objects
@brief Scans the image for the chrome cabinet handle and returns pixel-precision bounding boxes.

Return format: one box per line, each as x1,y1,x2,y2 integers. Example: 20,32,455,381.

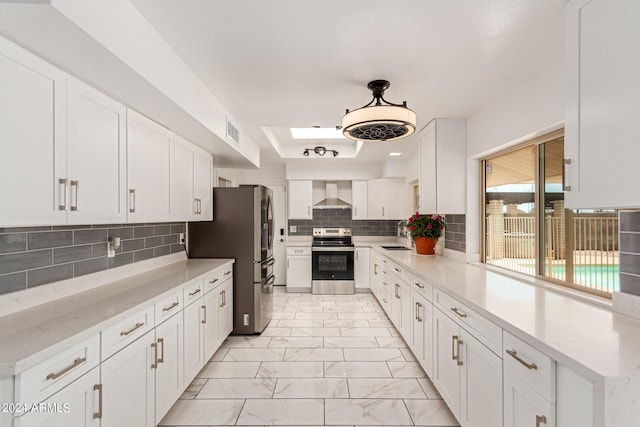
120,322,144,336
223,290,226,307
188,288,201,297
374,264,378,275
224,270,232,276
415,302,419,320
129,189,136,213
194,198,199,214
219,290,224,308
157,338,164,364
452,335,463,365
536,415,547,427
70,180,79,211
395,284,399,298
151,342,158,369
383,298,388,304
417,302,423,322
354,206,357,216
201,305,207,324
457,337,464,366
209,278,219,284
162,301,179,312
394,267,401,273
59,178,68,210
563,158,571,191
46,357,86,380
450,307,467,318
93,384,103,419
307,206,310,215
506,349,538,370
382,206,385,217
415,282,425,289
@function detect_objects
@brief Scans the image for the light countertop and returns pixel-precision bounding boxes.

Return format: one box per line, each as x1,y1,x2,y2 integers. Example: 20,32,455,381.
367,243,640,380
0,258,233,375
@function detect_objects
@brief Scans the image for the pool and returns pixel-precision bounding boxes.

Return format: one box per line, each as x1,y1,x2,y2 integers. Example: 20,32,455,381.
520,264,619,291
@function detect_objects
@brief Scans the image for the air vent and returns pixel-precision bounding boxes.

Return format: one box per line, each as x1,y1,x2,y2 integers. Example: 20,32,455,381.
226,118,240,144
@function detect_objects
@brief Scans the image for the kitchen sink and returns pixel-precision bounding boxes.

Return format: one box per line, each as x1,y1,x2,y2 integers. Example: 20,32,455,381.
381,245,411,250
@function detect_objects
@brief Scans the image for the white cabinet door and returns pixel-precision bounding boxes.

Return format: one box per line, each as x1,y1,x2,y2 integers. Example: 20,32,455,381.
287,255,311,292
101,330,155,427
173,135,196,221
354,247,370,289
394,281,413,342
193,149,213,221
411,290,433,377
66,77,126,224
218,279,233,342
183,299,205,387
202,290,220,361
154,312,184,422
459,329,502,427
432,308,461,417
127,109,173,223
287,180,313,219
351,180,368,219
504,368,556,427
418,118,466,214
565,0,640,208
367,178,386,219
0,36,67,226
15,367,100,427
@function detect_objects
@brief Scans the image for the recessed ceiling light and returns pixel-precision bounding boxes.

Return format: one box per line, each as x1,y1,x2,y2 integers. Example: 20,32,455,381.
290,128,345,139
388,152,403,157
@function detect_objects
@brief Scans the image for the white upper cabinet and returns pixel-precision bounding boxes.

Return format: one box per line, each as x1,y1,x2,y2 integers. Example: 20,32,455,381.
287,180,313,219
173,135,212,221
367,178,406,220
418,118,466,214
127,109,173,223
565,0,640,208
0,36,67,226
351,180,368,219
66,77,127,224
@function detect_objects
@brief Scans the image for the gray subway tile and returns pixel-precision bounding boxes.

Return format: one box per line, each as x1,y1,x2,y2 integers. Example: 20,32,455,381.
133,248,154,262
74,258,107,277
108,252,133,268
620,273,640,296
122,238,145,252
0,226,52,233
170,244,186,254
74,229,108,245
0,272,26,294
54,245,93,264
620,253,640,276
153,225,171,236
108,227,134,239
162,235,178,245
154,246,171,257
620,211,640,232
0,233,26,254
92,243,108,258
0,250,52,274
145,236,163,248
28,231,73,250
28,263,73,287
134,226,155,238
171,223,186,234
620,233,640,254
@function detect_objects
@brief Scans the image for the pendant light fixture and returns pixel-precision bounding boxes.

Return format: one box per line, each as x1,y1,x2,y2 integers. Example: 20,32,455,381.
342,80,416,142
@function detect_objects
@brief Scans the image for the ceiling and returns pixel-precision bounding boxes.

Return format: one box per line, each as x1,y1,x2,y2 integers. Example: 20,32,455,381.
130,0,565,167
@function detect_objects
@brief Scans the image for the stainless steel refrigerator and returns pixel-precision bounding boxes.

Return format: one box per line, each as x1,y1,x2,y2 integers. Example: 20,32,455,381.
188,185,274,334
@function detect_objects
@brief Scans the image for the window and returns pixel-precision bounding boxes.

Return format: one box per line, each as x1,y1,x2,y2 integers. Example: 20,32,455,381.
483,131,618,296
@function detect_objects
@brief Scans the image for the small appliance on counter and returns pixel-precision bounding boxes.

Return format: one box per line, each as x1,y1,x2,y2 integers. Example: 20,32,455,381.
188,185,274,334
311,227,355,294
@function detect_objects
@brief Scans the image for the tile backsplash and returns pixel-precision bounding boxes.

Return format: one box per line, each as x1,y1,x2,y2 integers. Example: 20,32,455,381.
444,214,466,253
288,209,400,236
0,223,186,295
619,211,640,296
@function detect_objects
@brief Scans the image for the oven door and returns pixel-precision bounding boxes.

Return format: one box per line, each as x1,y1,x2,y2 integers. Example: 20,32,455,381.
311,247,354,294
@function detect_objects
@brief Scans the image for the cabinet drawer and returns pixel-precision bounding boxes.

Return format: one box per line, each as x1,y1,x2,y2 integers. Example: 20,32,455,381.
183,278,204,306
434,289,502,356
287,246,311,256
15,334,100,404
154,290,183,326
389,261,410,284
378,277,392,311
503,331,556,403
204,265,233,293
101,306,154,361
411,274,433,302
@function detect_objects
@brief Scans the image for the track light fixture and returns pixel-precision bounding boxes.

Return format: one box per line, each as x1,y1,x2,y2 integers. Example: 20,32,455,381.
303,146,338,157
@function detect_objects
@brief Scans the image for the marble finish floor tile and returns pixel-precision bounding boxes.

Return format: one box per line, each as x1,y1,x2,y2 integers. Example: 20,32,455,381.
283,348,345,361
347,378,427,399
376,336,409,348
291,327,341,337
323,319,370,328
368,319,394,328
400,348,417,361
223,348,286,362
271,312,296,320
324,361,392,378
179,378,206,399
159,399,244,426
197,361,261,378
325,399,413,425
418,378,442,399
268,336,324,348
222,336,272,348
404,399,459,426
197,378,277,398
342,348,405,362
388,362,427,378
236,398,324,425
261,327,293,336
340,327,392,337
337,312,383,320
257,361,324,378
273,378,349,398
277,319,325,328
324,336,379,348
209,347,230,361
295,312,339,320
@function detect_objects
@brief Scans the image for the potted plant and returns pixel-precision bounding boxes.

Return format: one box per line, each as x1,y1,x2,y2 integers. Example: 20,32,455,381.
407,213,445,255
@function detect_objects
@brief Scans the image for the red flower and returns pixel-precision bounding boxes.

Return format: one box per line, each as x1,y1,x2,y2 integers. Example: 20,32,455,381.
408,225,415,231
408,217,414,223
427,224,432,229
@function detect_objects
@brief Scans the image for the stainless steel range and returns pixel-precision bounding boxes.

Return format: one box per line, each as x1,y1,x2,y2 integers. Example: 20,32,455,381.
311,228,355,294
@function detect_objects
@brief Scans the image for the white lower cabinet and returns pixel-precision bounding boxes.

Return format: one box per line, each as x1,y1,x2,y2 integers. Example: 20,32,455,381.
433,308,502,427
286,247,311,292
390,277,412,341
504,369,555,427
410,289,433,377
154,313,184,422
15,367,100,427
100,330,155,427
218,279,234,340
183,299,205,387
202,277,233,361
354,247,370,290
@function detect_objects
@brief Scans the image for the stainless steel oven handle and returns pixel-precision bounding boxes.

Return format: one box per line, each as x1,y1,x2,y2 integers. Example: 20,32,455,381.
264,275,276,287
311,246,355,252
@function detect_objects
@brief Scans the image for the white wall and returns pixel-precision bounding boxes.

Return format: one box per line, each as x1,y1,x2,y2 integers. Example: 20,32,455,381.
216,162,286,186
286,159,382,180
464,61,565,259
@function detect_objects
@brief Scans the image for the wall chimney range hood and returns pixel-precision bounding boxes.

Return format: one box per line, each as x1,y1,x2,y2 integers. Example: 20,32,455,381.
313,182,351,209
